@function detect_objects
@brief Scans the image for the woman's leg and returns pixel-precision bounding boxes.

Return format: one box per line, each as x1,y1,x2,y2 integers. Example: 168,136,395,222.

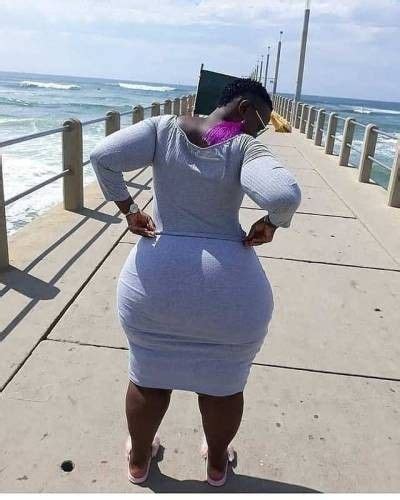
197,391,244,479
126,381,172,475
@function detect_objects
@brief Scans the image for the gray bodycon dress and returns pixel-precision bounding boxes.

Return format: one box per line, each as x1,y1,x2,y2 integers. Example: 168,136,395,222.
90,114,301,396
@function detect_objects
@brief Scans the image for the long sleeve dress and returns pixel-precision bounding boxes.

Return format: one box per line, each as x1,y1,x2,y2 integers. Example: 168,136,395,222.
90,114,301,396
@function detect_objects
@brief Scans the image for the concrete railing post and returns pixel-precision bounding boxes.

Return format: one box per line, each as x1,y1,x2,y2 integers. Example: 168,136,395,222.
339,118,356,166
151,102,161,117
187,95,194,115
181,96,188,115
294,102,302,128
300,105,309,134
358,124,378,183
164,99,172,114
324,113,338,154
306,106,317,139
62,118,83,211
388,140,400,207
0,155,9,271
283,99,289,120
314,109,325,146
132,105,144,124
287,100,294,123
105,111,120,136
173,98,180,115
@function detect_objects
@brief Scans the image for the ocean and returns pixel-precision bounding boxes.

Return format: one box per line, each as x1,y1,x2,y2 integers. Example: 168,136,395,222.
283,92,400,190
0,70,399,234
0,71,196,234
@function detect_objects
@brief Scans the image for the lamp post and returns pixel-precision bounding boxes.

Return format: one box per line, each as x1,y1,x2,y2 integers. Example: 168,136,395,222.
295,0,311,102
264,45,271,88
272,31,283,96
259,55,264,83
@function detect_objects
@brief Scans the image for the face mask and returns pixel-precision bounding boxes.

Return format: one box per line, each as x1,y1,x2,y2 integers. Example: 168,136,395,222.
202,120,246,146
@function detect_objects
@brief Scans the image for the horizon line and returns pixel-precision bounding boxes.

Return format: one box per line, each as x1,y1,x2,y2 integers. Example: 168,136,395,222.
1,68,399,105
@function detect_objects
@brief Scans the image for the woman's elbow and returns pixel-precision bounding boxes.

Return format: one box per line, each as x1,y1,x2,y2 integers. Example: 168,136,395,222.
269,183,302,227
89,144,105,169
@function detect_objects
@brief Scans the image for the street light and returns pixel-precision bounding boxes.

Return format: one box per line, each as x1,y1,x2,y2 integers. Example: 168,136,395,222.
272,31,283,96
295,0,311,101
264,46,271,88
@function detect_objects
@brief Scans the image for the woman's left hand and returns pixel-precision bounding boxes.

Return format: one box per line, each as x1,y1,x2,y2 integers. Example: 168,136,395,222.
243,216,277,246
126,210,156,238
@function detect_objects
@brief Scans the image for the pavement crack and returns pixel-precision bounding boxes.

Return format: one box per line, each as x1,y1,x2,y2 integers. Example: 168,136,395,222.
46,338,128,351
252,362,400,383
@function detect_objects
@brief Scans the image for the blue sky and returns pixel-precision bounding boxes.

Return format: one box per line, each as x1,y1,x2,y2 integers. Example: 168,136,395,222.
0,0,399,101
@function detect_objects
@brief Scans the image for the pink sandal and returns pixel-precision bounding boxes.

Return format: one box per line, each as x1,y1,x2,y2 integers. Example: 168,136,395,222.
200,435,235,487
125,435,160,484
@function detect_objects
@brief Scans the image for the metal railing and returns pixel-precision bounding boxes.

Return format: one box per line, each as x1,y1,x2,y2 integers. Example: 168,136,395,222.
0,94,197,270
271,94,400,209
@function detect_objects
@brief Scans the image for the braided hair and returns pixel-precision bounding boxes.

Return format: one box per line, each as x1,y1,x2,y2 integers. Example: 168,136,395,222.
218,78,273,111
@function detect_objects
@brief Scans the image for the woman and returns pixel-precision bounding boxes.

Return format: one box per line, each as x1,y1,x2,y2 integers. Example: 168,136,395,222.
90,78,301,487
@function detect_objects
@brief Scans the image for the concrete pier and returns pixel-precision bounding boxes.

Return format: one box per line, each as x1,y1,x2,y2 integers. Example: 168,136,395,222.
1,127,399,493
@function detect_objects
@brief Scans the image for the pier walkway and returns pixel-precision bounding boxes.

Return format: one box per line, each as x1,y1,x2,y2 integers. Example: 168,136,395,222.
1,127,399,493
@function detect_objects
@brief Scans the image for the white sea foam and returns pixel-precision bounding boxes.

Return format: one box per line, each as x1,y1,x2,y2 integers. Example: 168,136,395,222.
118,82,175,92
20,80,80,90
352,106,400,115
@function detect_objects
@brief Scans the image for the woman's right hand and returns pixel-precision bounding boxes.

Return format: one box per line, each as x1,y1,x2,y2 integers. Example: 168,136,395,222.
243,216,277,247
126,210,156,238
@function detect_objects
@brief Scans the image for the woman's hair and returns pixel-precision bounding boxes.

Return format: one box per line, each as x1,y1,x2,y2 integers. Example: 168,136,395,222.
218,78,273,111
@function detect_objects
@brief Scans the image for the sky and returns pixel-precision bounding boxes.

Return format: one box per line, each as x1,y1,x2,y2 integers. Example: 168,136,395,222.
0,0,399,101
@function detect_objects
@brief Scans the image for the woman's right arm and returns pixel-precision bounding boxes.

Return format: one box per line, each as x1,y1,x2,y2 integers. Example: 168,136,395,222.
240,137,301,228
90,117,158,203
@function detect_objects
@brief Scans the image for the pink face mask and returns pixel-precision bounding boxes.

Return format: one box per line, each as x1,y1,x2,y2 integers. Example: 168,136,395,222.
202,109,268,146
202,120,246,146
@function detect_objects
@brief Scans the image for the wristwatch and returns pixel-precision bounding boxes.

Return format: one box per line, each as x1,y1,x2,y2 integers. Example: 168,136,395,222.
125,202,140,217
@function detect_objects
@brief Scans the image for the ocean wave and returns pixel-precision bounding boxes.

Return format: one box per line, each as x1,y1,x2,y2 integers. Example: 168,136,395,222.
0,116,41,125
352,106,400,116
20,80,80,90
0,96,33,107
118,82,175,92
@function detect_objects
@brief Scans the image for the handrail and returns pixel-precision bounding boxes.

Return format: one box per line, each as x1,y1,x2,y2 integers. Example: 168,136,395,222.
0,92,197,270
274,94,399,210
347,143,363,155
0,126,68,148
367,156,391,171
377,129,398,141
5,170,70,206
81,117,107,126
